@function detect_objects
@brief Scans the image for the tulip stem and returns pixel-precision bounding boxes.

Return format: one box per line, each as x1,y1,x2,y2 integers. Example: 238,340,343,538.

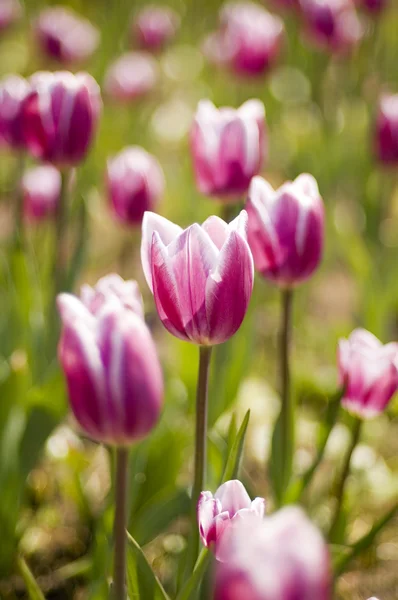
279,287,294,503
113,446,129,600
53,169,70,298
13,153,25,249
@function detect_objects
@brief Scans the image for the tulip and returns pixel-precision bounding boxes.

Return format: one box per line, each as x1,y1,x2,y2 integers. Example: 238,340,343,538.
57,290,163,446
375,94,398,165
0,0,22,33
22,71,101,166
132,5,180,52
191,99,266,201
0,75,31,149
198,480,265,553
215,507,331,599
104,52,158,103
22,164,61,222
80,273,144,319
338,328,398,419
34,6,100,65
246,174,324,288
106,146,165,226
356,0,386,12
141,210,254,345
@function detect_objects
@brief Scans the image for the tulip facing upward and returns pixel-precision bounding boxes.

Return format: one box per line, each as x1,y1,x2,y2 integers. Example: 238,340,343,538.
80,273,144,319
133,5,180,52
22,164,61,222
191,99,266,201
246,174,324,288
338,329,398,419
0,74,31,148
141,210,254,345
375,94,398,165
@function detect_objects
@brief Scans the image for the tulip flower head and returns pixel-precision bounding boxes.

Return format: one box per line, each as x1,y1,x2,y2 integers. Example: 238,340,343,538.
133,5,180,52
357,0,386,12
246,174,324,288
191,99,266,201
141,210,254,345
0,0,22,33
104,52,158,103
80,273,144,319
22,164,61,222
338,329,398,419
106,146,165,226
0,74,31,149
375,94,398,165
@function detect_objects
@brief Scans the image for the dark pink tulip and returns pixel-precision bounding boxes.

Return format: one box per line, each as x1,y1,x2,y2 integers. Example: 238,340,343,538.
338,329,398,419
80,273,144,319
22,164,61,222
57,290,163,446
141,210,254,345
0,75,31,149
198,480,265,553
215,507,331,600
104,52,158,103
34,6,100,65
356,0,386,12
0,0,22,33
246,174,324,288
22,71,101,167
375,94,398,165
191,99,266,201
106,146,165,226
133,5,180,52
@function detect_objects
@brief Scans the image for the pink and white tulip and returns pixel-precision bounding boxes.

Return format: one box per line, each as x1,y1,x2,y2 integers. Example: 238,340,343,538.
0,0,22,33
0,75,31,149
104,52,158,103
132,5,180,52
375,94,398,166
80,274,144,319
141,210,254,345
22,164,61,222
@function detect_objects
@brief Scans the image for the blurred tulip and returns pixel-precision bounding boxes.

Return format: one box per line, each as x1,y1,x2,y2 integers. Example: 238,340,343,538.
22,164,61,222
191,99,266,201
269,0,300,9
215,506,331,599
338,329,398,419
375,94,398,165
104,52,158,103
57,290,163,445
132,5,180,52
141,210,254,345
34,6,100,65
0,75,31,149
22,71,101,166
106,146,165,226
356,0,386,12
246,174,324,288
80,273,144,319
198,480,265,553
0,0,22,33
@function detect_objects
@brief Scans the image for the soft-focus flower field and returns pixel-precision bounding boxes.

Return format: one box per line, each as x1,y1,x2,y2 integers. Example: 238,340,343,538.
0,0,397,599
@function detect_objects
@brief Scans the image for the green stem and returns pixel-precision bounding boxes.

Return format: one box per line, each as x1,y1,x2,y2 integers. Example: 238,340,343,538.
16,555,45,600
112,447,130,600
177,549,211,600
13,153,26,250
53,170,71,298
280,287,294,502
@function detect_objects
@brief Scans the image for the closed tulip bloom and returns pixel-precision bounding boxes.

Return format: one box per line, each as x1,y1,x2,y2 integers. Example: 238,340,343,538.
34,6,100,65
57,292,163,445
198,480,265,553
215,507,331,599
22,71,101,166
104,52,158,103
246,174,324,288
107,146,165,226
80,273,144,319
338,329,398,419
22,164,61,222
141,210,254,345
0,75,31,148
191,99,266,201
0,0,22,33
133,5,180,52
375,95,398,165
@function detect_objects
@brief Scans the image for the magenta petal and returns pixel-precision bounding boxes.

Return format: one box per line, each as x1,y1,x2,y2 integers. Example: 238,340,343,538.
214,480,252,517
197,491,219,545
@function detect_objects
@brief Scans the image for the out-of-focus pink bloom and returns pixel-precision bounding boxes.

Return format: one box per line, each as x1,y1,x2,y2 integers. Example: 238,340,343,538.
104,52,158,103
269,0,300,10
0,0,22,33
34,6,100,65
215,507,331,599
198,480,265,553
191,99,266,201
0,75,31,149
133,5,180,52
338,329,398,419
141,210,254,345
106,146,165,226
22,164,61,222
356,0,386,12
375,94,398,165
57,290,163,446
80,273,144,319
246,174,324,288
22,71,101,167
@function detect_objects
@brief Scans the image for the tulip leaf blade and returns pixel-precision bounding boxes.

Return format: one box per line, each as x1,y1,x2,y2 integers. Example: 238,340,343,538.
221,410,250,483
176,548,211,600
17,557,45,600
126,531,170,600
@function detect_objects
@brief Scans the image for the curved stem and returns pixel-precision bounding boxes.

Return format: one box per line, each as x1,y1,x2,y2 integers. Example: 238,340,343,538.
280,288,294,502
112,447,130,600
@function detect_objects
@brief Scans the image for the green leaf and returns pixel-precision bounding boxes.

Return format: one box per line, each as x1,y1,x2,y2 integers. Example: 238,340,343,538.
19,406,58,481
17,557,45,600
176,549,211,600
126,532,170,600
221,410,250,483
269,404,294,507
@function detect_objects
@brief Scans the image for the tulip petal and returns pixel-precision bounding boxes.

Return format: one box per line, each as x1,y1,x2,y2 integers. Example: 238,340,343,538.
250,497,266,518
141,211,182,291
201,215,229,249
214,480,252,517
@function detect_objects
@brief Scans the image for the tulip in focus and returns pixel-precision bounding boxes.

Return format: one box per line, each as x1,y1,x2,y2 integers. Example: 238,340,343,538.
0,0,22,33
80,273,144,319
338,329,398,419
191,99,266,201
141,210,254,345
375,94,398,165
215,507,331,599
34,6,100,65
104,52,158,103
106,146,165,226
0,75,31,149
22,71,101,166
246,174,324,288
198,480,265,553
22,164,61,222
132,5,180,52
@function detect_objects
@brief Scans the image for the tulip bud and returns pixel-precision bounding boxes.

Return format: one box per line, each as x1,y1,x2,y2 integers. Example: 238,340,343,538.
191,99,266,201
375,94,398,165
141,210,254,345
104,52,158,103
198,480,265,554
0,0,22,33
34,6,100,65
0,74,31,149
57,290,163,446
338,329,398,419
132,5,180,52
215,507,331,600
106,146,165,226
246,174,324,288
22,71,101,166
22,164,61,222
80,273,144,319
